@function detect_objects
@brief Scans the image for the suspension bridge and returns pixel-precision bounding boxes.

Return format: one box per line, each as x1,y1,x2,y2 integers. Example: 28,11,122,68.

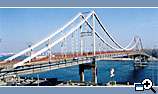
0,11,150,83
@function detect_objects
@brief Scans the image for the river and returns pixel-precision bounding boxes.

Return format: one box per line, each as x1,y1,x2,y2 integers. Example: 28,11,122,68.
20,60,158,85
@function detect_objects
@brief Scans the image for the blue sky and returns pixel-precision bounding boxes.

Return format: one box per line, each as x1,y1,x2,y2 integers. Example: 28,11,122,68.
0,8,158,53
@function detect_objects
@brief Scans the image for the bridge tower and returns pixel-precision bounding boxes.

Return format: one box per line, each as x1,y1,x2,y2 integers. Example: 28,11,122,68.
92,12,96,56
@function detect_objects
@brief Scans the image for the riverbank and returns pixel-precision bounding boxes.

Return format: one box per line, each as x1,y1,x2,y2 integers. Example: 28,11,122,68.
1,77,134,86
147,57,158,61
104,57,158,61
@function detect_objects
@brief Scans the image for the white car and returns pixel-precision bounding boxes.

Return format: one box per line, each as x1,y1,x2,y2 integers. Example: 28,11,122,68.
73,57,78,60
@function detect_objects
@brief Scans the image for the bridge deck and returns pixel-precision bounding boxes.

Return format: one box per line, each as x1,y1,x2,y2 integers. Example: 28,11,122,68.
0,51,149,70
0,51,150,79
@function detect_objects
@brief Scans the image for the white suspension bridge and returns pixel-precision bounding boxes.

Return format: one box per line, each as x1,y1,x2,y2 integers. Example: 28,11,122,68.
0,11,150,83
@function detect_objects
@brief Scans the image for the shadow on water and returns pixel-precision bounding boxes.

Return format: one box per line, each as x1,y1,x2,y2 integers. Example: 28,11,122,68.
127,67,146,83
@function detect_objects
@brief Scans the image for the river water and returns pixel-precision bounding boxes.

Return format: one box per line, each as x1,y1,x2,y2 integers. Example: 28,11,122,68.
20,60,158,85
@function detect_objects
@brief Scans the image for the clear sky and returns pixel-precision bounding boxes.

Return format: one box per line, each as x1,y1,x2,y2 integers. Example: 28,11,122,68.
0,8,158,53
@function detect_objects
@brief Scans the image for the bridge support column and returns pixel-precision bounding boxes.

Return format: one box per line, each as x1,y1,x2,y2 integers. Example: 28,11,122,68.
144,56,148,62
133,56,136,69
92,64,97,83
92,57,97,83
139,55,142,66
79,65,84,81
79,57,97,83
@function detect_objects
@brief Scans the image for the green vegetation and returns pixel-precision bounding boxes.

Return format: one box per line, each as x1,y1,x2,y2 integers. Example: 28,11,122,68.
142,49,158,58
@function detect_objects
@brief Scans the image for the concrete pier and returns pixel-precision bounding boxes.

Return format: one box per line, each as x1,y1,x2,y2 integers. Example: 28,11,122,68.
133,55,148,68
79,57,97,83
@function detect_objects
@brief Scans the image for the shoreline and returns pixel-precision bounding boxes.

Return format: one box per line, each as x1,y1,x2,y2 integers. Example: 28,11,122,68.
102,57,158,61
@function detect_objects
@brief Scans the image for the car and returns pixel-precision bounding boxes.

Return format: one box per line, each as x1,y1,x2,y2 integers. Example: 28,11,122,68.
73,57,78,61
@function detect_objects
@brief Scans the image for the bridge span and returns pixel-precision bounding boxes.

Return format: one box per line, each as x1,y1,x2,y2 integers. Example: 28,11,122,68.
0,11,151,84
0,51,150,83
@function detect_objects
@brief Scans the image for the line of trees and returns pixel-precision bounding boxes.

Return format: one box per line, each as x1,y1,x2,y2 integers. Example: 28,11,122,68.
142,49,158,58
